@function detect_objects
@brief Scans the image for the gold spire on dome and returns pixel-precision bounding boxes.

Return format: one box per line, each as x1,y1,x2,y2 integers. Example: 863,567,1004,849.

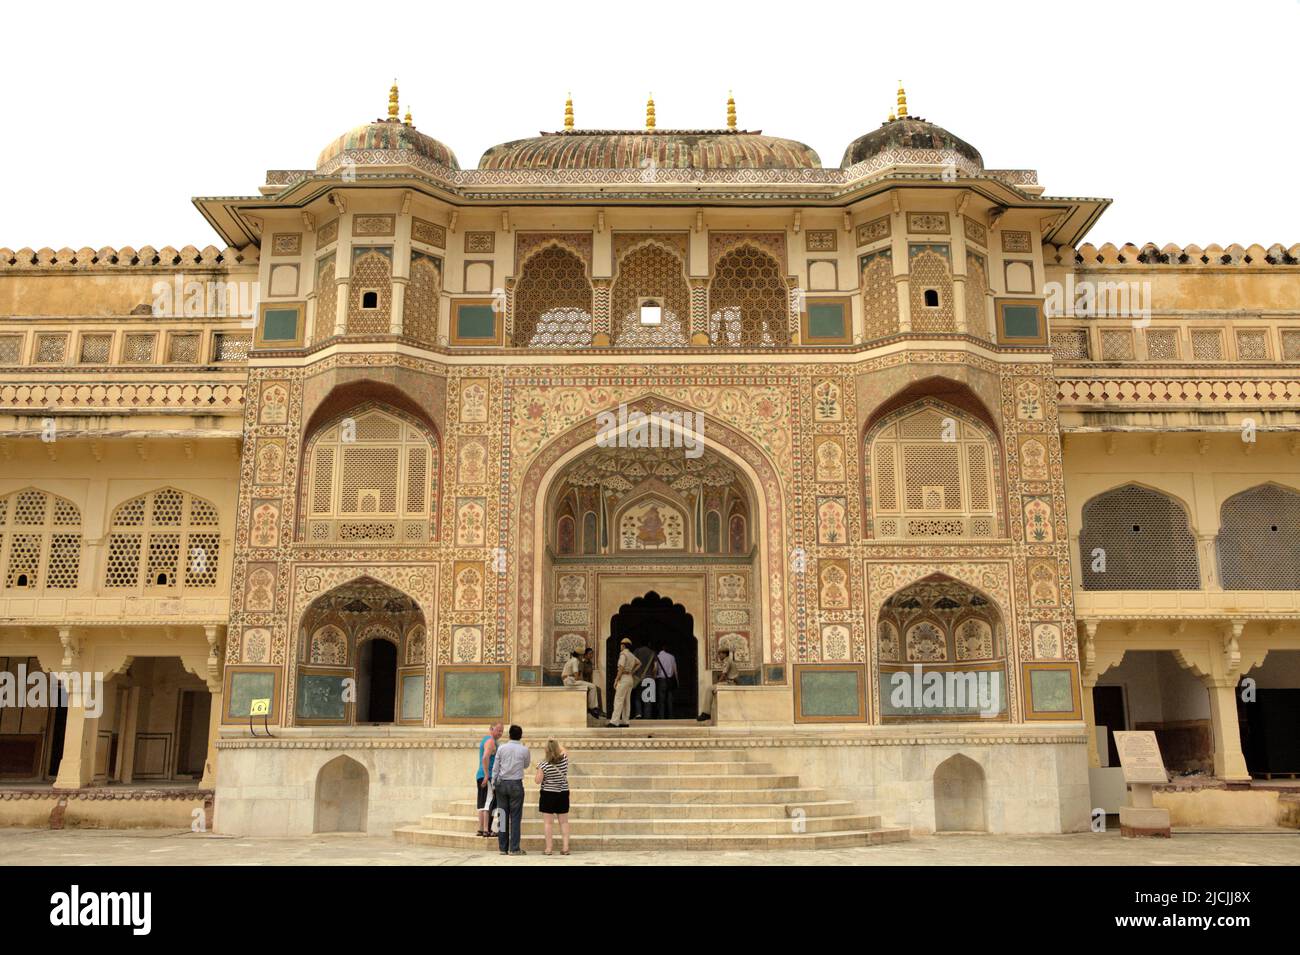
388,80,400,121
564,92,574,130
896,81,908,119
646,93,656,130
726,90,736,130
403,105,412,126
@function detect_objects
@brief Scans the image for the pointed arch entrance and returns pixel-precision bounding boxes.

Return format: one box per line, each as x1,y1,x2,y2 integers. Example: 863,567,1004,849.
606,591,699,719
295,577,426,726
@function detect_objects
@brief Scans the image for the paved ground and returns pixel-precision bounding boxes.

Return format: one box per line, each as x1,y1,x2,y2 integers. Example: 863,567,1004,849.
2,827,1296,865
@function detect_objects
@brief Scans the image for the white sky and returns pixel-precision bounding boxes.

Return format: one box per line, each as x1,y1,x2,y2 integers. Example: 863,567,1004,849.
4,1,1297,250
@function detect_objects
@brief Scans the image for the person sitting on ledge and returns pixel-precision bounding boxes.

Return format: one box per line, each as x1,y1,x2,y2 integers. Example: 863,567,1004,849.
562,648,604,718
697,646,740,722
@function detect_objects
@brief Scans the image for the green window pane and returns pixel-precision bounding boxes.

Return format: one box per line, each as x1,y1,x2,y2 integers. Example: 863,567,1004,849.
1002,305,1041,339
799,669,862,718
228,671,275,718
261,308,300,342
297,672,348,720
807,303,846,340
443,671,504,719
400,674,426,721
1030,669,1075,712
456,305,497,340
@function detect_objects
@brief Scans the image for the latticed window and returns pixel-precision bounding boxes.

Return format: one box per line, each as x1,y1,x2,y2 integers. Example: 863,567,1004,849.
1190,328,1223,360
867,405,997,540
34,334,67,364
1079,485,1199,590
121,333,156,363
965,251,990,340
1100,329,1135,360
1217,484,1300,590
708,245,789,347
860,250,899,342
1144,328,1179,360
610,243,690,347
0,489,82,590
78,334,112,364
313,254,338,344
212,332,251,362
0,333,23,364
512,245,592,347
305,407,437,544
404,251,442,346
346,248,393,334
1052,328,1090,360
104,489,220,590
166,333,200,363
908,245,955,333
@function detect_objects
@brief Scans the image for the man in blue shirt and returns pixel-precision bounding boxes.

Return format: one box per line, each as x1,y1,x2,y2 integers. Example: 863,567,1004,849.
490,724,532,855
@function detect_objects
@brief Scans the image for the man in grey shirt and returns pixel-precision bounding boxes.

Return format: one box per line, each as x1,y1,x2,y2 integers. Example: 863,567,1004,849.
490,724,531,855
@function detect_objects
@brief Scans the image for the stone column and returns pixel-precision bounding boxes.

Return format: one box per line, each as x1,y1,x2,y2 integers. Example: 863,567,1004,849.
1196,533,1219,590
199,626,224,789
390,275,408,335
52,629,98,789
1203,676,1250,782
1079,619,1101,768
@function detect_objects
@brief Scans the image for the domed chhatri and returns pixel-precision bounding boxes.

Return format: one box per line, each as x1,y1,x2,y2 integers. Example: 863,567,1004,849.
478,92,820,171
316,82,460,174
841,84,983,174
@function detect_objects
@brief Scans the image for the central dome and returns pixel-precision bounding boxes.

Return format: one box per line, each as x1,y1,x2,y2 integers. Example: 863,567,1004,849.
841,115,983,171
316,118,460,173
478,129,821,171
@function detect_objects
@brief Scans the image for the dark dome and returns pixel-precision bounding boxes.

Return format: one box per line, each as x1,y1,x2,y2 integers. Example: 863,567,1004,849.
479,129,821,171
841,116,982,171
317,118,460,173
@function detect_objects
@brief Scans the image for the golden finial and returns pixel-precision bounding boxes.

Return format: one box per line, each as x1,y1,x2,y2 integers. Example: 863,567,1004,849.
726,90,736,130
646,93,656,130
564,92,574,130
388,80,400,120
896,81,908,119
403,105,413,127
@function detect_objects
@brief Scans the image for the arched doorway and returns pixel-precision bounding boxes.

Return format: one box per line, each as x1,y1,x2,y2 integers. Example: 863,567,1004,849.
606,592,698,719
314,755,369,833
877,574,1008,721
356,636,397,723
933,754,987,832
295,578,426,726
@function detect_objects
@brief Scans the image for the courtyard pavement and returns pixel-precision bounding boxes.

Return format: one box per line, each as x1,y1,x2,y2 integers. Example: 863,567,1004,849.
1,827,1296,866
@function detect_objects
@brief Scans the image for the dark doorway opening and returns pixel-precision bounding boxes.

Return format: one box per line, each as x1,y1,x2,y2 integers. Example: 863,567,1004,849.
606,591,697,719
357,639,397,723
1242,689,1300,777
1092,684,1127,768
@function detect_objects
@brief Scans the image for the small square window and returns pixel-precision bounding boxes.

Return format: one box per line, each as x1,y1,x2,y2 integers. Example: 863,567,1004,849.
361,290,380,310
638,298,662,326
923,289,940,308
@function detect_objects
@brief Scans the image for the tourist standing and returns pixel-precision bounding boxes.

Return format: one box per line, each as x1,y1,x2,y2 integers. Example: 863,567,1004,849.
631,640,662,720
608,637,638,727
655,643,678,719
534,738,571,856
475,721,503,837
491,724,531,855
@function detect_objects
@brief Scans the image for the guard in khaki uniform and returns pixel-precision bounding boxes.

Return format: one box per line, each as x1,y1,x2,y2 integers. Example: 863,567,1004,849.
562,650,603,718
608,638,638,727
697,647,740,722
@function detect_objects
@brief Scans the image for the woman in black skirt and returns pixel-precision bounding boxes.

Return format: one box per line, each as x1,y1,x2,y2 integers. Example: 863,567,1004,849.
534,738,570,856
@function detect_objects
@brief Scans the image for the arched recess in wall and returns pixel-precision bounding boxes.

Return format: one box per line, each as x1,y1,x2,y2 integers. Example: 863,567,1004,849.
1217,482,1300,590
517,395,785,670
511,243,593,348
876,573,1008,723
863,399,1003,541
708,244,789,347
296,576,427,727
0,488,83,591
610,238,690,347
1078,484,1199,590
297,389,441,546
103,488,219,593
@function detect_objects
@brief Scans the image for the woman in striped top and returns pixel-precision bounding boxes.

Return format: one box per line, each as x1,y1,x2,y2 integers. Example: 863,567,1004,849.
534,738,571,856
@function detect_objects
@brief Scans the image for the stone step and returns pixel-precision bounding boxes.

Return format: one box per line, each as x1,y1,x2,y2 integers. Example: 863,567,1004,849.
394,825,912,852
483,786,826,805
565,748,753,763
571,761,776,776
423,812,883,835
445,798,859,820
562,774,800,791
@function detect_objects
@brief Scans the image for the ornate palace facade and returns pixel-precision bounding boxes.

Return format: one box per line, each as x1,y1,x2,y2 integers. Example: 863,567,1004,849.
1,86,1296,838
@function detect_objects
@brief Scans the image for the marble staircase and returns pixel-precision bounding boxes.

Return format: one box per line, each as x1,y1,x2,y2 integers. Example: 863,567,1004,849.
393,741,910,851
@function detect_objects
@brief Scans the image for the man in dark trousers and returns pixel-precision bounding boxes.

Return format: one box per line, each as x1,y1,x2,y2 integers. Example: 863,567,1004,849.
631,638,662,720
655,642,678,719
